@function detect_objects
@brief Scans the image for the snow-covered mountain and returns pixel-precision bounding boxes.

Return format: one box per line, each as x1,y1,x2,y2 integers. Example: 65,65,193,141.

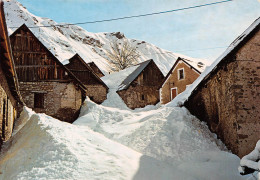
4,0,210,75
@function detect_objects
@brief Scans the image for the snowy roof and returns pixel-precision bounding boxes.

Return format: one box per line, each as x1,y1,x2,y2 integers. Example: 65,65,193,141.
117,59,153,91
181,17,260,104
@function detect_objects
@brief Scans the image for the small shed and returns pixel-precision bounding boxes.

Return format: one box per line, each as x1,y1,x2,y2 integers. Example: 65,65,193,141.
117,59,164,109
65,54,108,104
9,24,87,123
0,1,23,146
87,62,105,78
160,57,203,104
184,17,260,157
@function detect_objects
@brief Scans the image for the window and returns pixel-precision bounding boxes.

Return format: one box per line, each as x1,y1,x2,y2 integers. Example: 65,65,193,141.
34,93,44,108
178,68,184,80
141,94,145,101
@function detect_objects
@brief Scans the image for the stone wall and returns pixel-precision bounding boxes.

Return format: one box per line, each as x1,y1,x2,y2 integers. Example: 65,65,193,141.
185,29,260,157
117,85,159,109
19,81,83,123
117,61,164,109
161,61,200,104
232,29,260,157
86,85,107,104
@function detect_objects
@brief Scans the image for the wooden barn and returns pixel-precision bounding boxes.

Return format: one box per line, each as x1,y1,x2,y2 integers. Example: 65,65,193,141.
65,54,108,104
117,59,164,109
0,1,23,147
160,57,203,104
87,62,105,78
184,17,260,157
9,24,87,123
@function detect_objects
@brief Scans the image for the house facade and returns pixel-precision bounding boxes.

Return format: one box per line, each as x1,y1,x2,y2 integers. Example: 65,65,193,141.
0,1,23,146
184,17,260,157
65,54,108,104
160,57,202,104
117,59,164,109
9,24,86,123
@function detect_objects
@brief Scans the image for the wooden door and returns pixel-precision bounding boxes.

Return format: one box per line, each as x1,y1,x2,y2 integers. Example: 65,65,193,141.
171,88,177,100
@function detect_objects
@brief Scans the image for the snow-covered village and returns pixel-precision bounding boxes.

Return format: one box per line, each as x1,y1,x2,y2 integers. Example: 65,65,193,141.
0,0,259,179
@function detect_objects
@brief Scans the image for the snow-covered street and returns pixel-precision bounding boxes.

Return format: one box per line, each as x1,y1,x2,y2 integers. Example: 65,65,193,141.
0,95,250,180
0,61,255,180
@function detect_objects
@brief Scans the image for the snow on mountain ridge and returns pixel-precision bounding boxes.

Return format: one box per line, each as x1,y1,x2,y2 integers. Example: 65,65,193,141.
4,0,209,75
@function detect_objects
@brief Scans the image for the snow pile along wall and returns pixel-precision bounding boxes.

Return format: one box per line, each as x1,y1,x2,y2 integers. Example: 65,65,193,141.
0,102,247,180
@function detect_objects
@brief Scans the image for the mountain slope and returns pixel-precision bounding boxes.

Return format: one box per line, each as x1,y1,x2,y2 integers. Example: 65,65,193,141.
4,0,209,75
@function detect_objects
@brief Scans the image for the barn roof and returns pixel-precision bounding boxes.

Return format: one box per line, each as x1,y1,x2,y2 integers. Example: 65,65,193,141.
0,1,23,104
87,62,105,77
161,57,201,87
68,53,108,89
9,24,87,93
117,59,153,91
183,16,260,104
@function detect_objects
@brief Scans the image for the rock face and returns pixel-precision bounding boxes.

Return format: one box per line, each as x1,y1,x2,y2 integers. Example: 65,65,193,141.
184,20,260,158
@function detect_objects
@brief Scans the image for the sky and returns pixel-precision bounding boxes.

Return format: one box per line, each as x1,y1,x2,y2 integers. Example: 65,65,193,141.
17,0,260,62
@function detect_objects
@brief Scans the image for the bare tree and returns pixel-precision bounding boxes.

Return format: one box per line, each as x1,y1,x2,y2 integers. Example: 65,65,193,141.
106,39,140,71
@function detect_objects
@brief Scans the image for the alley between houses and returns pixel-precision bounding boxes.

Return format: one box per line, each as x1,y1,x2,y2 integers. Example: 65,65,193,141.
0,74,251,180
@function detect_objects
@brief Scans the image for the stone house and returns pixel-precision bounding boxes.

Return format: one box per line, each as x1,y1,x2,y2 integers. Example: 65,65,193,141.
0,1,23,147
9,24,87,123
117,59,164,109
65,54,108,104
87,62,105,78
160,57,203,104
184,17,260,158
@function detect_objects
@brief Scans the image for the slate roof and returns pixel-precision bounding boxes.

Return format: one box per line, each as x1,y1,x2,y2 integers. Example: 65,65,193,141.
117,59,153,91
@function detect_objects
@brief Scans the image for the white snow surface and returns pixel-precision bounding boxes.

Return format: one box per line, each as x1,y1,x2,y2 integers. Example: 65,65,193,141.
240,140,260,171
4,0,209,76
0,97,248,180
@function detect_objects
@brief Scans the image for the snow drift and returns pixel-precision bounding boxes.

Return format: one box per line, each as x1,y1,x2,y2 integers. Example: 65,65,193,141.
0,101,247,180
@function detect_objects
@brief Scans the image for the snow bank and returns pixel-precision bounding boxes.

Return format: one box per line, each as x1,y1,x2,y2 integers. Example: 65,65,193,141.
0,110,144,180
75,98,246,179
0,103,247,180
239,140,260,173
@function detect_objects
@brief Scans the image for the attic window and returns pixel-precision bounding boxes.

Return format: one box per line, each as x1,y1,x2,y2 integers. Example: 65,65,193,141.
178,68,184,80
34,93,44,108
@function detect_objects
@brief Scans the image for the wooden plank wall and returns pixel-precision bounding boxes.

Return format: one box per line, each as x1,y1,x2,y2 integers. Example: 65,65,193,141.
66,56,102,85
10,28,68,82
